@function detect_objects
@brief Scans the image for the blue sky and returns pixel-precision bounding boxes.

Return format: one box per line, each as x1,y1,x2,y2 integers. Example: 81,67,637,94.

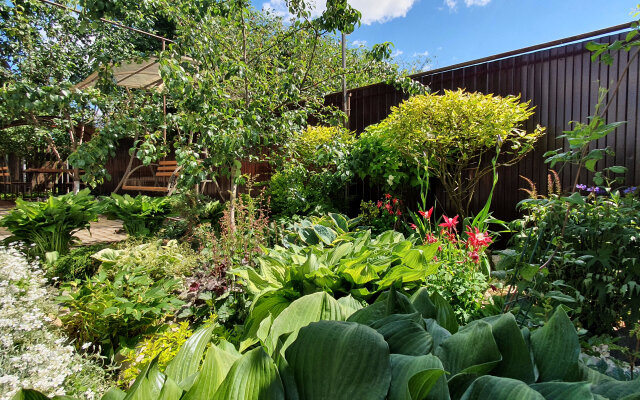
253,0,638,71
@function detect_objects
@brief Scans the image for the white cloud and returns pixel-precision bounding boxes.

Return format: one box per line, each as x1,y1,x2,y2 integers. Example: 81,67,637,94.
413,50,429,57
444,0,491,10
261,0,418,25
392,50,404,57
352,39,368,47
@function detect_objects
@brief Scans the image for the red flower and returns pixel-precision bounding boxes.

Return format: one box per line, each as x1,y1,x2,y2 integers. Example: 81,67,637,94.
468,250,480,264
392,198,398,205
418,210,427,218
385,194,392,199
385,203,392,211
465,226,492,250
388,210,394,215
425,233,438,244
433,256,439,262
440,229,457,243
376,200,383,208
410,223,418,230
438,215,459,231
396,210,402,216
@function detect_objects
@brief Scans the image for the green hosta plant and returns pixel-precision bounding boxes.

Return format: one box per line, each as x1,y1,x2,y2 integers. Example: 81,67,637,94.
282,212,363,246
100,193,173,237
0,189,99,257
20,287,640,400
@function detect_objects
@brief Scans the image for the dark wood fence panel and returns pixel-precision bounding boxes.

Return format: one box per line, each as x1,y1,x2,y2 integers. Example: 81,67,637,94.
326,31,637,221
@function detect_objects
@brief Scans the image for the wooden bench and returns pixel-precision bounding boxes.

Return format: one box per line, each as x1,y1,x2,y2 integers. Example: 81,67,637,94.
122,160,180,193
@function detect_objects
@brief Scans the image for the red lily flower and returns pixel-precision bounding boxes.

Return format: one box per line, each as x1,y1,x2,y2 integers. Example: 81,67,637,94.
376,200,383,208
385,194,392,199
392,198,398,205
438,215,459,231
418,207,434,219
465,226,492,250
410,223,418,230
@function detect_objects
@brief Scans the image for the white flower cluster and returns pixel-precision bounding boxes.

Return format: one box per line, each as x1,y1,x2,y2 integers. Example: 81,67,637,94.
0,245,110,400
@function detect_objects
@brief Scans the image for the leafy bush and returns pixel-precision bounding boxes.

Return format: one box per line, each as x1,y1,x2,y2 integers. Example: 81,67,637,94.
118,321,193,387
22,288,640,400
100,193,173,237
506,189,640,334
47,243,108,281
0,245,112,399
358,195,405,233
0,189,99,257
58,259,185,354
269,126,354,216
361,90,545,218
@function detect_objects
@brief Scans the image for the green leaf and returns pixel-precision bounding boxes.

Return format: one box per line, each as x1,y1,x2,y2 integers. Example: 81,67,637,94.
328,213,349,232
298,227,320,245
411,288,437,319
435,320,501,376
591,379,640,400
285,320,392,400
424,319,451,350
472,313,535,383
165,324,215,389
183,343,240,400
11,389,53,400
268,292,345,352
388,354,450,400
158,377,183,400
313,224,337,245
244,294,292,340
530,382,594,400
459,376,545,400
370,313,433,356
212,347,285,400
100,388,126,400
530,308,580,382
430,292,458,334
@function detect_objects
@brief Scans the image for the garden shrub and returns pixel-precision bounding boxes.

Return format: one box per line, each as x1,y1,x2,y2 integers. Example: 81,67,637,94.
0,245,112,399
58,243,189,354
100,193,173,237
0,189,99,257
269,125,354,216
508,188,640,334
361,89,545,218
22,288,640,400
357,195,405,234
48,243,109,281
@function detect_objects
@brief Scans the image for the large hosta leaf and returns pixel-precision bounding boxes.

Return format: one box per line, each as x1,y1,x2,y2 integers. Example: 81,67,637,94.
164,324,215,389
429,292,458,334
424,319,451,350
470,313,535,383
411,288,437,319
11,390,51,400
268,292,345,351
370,313,434,356
244,294,292,340
347,287,416,325
183,342,240,400
530,382,595,400
460,376,545,400
212,347,284,400
530,308,579,382
591,379,640,399
389,354,450,400
285,320,392,400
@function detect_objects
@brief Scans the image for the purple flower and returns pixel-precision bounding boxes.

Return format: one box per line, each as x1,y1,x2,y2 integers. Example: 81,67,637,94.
575,184,587,191
624,186,637,195
586,186,606,195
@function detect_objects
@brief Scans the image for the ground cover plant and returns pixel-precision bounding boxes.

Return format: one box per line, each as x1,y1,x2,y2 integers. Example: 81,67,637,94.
16,288,640,400
0,245,112,399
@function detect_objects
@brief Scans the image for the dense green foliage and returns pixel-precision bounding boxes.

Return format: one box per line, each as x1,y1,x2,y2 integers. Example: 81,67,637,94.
19,288,640,400
48,243,109,281
0,189,99,257
101,193,173,237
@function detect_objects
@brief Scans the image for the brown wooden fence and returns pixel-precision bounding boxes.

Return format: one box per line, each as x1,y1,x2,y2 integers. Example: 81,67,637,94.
325,29,639,221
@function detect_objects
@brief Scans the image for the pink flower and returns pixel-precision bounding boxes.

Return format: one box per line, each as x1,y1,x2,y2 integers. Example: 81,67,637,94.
433,256,439,261
388,210,394,215
385,203,392,211
385,194,392,199
410,223,418,230
418,210,427,218
376,201,383,208
438,215,459,231
393,198,398,205
468,250,480,264
425,233,438,244
396,210,402,216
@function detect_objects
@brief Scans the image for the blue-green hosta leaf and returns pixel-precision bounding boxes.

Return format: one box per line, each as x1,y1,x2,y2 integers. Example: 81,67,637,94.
164,324,215,389
212,347,284,400
285,320,392,400
328,213,349,233
435,321,501,386
370,313,433,356
268,292,345,352
591,379,640,399
430,292,458,334
530,308,580,382
389,354,450,400
411,288,437,319
347,288,416,325
298,227,320,245
313,224,337,245
530,382,594,400
183,343,240,400
469,313,535,383
424,319,451,351
460,376,545,400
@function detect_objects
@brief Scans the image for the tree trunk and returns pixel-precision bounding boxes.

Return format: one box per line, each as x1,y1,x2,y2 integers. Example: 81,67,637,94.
73,168,81,194
228,161,242,233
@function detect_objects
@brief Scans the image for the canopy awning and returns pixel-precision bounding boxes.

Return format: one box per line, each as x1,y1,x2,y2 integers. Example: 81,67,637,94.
75,57,163,90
